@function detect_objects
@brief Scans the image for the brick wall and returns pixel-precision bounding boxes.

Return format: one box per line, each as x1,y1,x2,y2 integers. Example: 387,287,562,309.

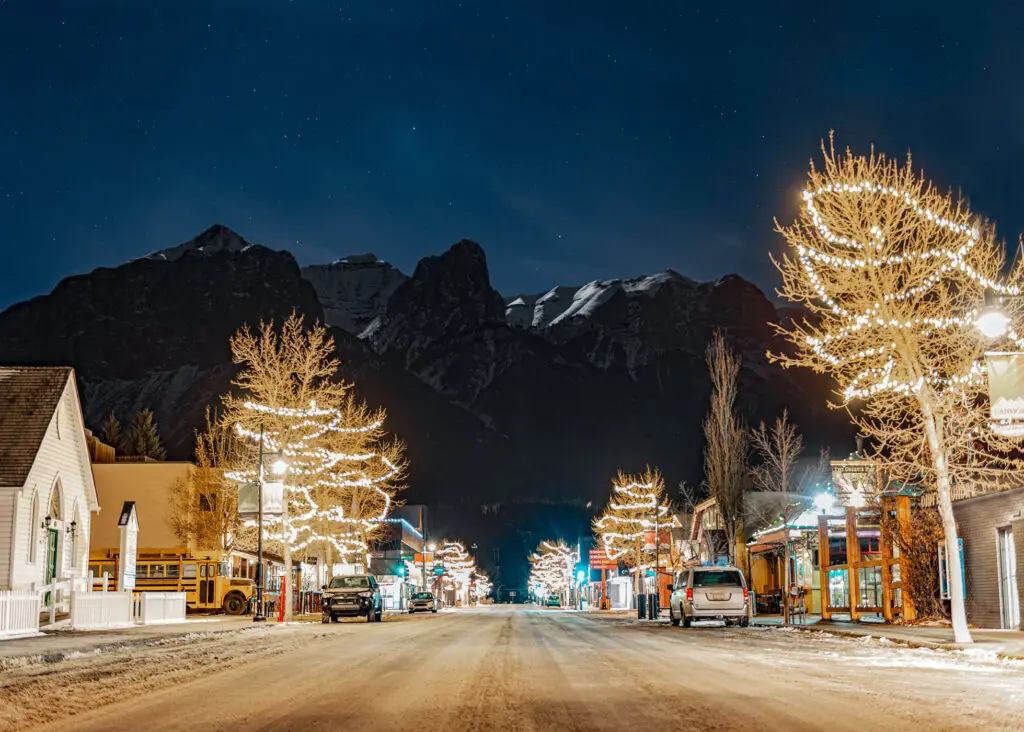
953,489,1024,629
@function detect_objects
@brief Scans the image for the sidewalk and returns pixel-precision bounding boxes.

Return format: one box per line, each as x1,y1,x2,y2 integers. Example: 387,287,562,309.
753,615,1024,658
0,616,254,668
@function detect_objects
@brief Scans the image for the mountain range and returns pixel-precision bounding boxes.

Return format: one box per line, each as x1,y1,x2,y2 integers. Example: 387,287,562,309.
0,224,850,511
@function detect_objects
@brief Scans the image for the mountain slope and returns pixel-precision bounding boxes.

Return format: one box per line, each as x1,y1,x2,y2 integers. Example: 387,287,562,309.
302,254,408,335
0,226,850,507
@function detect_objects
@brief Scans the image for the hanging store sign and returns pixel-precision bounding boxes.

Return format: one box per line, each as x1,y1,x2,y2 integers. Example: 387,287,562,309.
984,352,1024,436
238,480,285,520
830,460,879,508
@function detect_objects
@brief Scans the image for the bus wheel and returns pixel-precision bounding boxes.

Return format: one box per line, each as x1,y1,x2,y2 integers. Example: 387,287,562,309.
223,592,247,616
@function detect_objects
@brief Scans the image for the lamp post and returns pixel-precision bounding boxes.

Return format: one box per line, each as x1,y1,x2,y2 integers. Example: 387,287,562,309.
976,291,1012,339
253,423,287,623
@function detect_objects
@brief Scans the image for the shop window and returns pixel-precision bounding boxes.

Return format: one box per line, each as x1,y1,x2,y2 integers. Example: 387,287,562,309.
828,568,849,608
829,538,847,566
859,537,881,557
858,566,883,608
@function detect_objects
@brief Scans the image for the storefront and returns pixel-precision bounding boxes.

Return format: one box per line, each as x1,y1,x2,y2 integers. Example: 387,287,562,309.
748,506,822,617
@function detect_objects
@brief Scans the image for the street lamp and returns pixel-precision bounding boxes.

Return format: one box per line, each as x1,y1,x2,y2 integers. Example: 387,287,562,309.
253,423,287,624
814,491,835,515
977,291,1012,339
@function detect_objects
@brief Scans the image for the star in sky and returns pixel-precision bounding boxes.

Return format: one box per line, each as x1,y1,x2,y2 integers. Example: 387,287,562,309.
2,2,1024,311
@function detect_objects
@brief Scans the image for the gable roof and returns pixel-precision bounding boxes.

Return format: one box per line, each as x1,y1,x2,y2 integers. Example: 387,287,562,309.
0,366,73,487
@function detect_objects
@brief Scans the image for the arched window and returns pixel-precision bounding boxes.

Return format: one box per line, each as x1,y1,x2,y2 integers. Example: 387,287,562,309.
28,491,39,563
48,480,62,522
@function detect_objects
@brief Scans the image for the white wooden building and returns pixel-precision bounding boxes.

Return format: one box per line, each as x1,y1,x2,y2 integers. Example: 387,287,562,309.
0,366,99,592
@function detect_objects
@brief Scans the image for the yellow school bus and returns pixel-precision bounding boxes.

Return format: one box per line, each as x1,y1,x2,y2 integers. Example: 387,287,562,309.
88,547,254,615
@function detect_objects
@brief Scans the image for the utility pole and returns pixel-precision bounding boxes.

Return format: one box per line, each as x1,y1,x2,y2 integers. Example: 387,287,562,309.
654,502,660,618
420,506,427,592
254,423,266,622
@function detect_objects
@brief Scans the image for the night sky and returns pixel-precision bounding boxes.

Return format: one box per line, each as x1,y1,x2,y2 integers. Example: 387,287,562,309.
3,1,1024,312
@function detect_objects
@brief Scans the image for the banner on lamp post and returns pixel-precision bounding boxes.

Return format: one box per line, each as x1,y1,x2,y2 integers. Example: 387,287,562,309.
985,352,1024,436
238,480,285,519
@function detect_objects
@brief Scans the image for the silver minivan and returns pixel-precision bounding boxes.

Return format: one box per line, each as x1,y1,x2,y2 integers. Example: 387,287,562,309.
668,566,750,627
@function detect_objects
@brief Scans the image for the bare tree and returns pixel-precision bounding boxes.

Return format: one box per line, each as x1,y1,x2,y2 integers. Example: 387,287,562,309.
749,410,805,623
772,135,1024,643
703,331,747,566
168,409,244,554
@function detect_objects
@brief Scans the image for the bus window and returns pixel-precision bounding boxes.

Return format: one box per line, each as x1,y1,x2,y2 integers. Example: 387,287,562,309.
88,564,100,577
166,563,180,579
101,564,116,579
136,565,148,579
200,565,207,578
183,563,197,579
150,564,165,579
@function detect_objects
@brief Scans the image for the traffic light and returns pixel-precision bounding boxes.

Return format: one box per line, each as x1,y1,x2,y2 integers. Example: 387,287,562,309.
396,564,405,577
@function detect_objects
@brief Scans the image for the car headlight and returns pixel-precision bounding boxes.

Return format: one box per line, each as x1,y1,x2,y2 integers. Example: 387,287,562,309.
358,591,372,598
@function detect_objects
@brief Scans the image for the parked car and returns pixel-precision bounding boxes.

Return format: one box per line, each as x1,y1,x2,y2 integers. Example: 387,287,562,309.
545,594,562,608
321,574,383,623
408,591,439,613
668,566,749,627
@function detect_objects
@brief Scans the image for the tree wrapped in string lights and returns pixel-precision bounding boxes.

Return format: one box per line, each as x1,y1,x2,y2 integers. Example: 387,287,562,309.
434,540,475,606
223,314,405,619
528,540,576,601
471,571,492,604
772,136,1024,643
592,467,672,596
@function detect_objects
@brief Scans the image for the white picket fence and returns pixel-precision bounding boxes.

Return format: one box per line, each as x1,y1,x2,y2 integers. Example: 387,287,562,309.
70,591,133,630
0,590,41,639
132,592,187,624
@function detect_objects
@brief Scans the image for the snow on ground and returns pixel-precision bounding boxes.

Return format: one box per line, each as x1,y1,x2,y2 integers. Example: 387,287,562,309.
4,609,1024,731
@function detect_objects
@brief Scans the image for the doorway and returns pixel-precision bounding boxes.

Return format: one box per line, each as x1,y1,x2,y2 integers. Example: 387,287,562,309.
998,527,1020,629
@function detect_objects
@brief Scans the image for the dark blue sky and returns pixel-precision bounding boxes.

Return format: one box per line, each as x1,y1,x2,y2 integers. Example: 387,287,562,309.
3,1,1024,311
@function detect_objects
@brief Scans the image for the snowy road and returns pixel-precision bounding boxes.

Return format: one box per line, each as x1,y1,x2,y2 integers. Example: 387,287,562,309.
3,607,1024,731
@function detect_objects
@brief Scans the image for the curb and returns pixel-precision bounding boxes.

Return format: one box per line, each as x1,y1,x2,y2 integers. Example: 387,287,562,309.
757,623,1024,660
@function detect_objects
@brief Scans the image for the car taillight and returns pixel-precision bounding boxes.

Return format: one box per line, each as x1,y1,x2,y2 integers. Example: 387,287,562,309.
685,588,693,602
743,588,749,601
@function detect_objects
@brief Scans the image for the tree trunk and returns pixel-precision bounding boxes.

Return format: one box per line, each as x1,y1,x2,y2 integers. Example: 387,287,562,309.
783,543,791,624
282,488,293,622
921,409,972,643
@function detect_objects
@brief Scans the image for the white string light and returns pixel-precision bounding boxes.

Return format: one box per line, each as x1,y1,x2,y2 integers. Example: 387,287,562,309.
794,179,1024,401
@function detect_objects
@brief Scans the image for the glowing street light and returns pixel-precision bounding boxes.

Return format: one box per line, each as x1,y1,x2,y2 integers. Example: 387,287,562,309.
271,456,289,476
813,492,835,515
977,302,1011,339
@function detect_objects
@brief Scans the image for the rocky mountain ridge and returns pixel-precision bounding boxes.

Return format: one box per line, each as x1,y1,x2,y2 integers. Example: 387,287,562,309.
0,225,850,506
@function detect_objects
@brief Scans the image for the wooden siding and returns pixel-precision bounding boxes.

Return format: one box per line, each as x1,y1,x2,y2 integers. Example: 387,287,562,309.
954,489,1024,629
0,491,13,589
6,382,95,591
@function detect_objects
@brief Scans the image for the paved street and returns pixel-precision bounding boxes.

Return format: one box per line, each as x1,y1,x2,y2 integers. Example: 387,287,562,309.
3,607,1024,731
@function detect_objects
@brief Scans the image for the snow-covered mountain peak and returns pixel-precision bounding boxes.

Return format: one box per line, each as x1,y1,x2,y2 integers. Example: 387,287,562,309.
143,224,251,262
506,270,693,330
302,256,408,335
